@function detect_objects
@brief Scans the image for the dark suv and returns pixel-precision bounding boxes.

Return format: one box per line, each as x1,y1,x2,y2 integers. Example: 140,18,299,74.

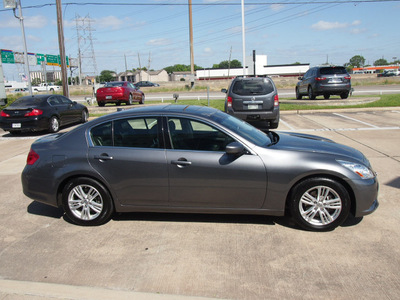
296,66,351,100
222,76,279,129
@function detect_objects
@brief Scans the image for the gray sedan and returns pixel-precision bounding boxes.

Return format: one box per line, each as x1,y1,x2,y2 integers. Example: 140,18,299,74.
21,105,378,231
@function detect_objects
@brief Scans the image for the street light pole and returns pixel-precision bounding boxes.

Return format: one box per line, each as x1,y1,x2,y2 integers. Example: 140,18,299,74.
56,0,69,97
14,0,32,95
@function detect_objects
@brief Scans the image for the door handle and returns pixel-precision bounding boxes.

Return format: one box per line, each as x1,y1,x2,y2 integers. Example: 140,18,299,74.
171,158,192,167
94,154,114,161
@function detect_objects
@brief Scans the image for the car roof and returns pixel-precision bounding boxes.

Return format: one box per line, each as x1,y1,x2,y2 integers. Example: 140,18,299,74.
93,105,220,123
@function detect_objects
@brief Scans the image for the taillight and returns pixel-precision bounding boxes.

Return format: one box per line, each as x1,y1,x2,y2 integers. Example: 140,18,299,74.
344,76,351,80
315,77,326,81
27,149,39,165
1,110,10,117
24,109,43,117
227,96,233,108
274,95,279,107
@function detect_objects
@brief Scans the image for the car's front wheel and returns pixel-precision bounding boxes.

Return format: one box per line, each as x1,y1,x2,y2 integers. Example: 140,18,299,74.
308,86,316,100
81,110,88,123
62,177,114,226
289,177,350,231
295,87,302,100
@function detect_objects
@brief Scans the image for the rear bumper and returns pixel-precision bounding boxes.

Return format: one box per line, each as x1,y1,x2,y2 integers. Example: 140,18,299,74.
0,117,48,132
227,107,279,122
314,83,351,95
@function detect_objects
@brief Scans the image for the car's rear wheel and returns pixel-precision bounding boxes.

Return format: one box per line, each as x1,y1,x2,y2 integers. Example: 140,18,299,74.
128,94,133,105
308,86,316,100
62,177,114,226
98,102,105,107
139,94,145,104
295,87,302,100
49,116,60,133
340,92,349,99
289,177,350,231
324,94,330,99
81,110,88,123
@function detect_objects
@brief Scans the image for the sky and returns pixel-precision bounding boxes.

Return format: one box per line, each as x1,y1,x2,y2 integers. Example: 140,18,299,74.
1,0,400,81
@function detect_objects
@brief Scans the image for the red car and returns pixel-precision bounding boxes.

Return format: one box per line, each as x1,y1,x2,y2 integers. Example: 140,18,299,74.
96,81,145,107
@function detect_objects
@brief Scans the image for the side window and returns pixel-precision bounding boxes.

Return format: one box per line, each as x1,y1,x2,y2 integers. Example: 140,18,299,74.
168,117,234,151
58,96,72,105
114,117,160,148
48,96,61,106
90,122,112,146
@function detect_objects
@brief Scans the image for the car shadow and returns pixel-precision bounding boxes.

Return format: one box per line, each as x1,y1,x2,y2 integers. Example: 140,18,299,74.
27,201,363,231
27,201,64,219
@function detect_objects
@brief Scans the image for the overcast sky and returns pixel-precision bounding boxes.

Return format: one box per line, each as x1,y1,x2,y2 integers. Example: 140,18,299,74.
1,0,400,81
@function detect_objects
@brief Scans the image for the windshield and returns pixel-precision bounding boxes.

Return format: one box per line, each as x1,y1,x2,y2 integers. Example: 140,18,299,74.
211,112,272,147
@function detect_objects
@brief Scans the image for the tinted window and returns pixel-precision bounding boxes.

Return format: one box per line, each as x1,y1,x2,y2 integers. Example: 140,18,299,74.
114,117,160,148
105,82,124,87
58,96,72,105
320,67,347,75
232,79,274,96
91,122,113,146
168,117,234,151
11,97,45,107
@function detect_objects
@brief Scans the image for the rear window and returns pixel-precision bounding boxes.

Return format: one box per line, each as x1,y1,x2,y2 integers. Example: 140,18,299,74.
10,97,45,107
320,67,347,75
232,79,274,96
105,82,124,87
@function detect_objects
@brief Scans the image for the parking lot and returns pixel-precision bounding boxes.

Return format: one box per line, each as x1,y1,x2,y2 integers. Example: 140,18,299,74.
0,107,399,299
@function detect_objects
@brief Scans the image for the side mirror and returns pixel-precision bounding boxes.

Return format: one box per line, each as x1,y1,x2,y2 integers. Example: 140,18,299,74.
298,76,303,80
225,142,245,156
221,88,227,93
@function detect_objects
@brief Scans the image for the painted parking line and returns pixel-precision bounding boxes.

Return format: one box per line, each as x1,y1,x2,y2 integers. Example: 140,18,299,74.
332,113,379,128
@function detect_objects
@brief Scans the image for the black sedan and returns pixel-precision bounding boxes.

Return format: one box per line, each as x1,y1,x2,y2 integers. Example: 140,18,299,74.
135,81,160,87
0,95,88,134
21,105,378,231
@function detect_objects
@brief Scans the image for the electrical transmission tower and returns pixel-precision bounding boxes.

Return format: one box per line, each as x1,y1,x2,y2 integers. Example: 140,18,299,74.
75,14,98,84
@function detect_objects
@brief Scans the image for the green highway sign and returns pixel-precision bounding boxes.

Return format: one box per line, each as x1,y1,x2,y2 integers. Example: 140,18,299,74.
1,50,15,64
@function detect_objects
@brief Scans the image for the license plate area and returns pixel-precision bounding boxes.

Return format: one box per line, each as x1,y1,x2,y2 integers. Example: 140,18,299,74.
12,123,21,128
106,96,112,100
329,78,343,83
247,104,259,110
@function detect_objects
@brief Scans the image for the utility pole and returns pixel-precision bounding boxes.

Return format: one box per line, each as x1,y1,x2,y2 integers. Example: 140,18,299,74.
56,0,69,97
188,0,195,86
241,0,246,77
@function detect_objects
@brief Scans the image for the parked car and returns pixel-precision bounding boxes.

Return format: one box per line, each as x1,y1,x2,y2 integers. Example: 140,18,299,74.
296,66,351,100
222,76,279,129
96,81,144,107
13,88,29,93
21,105,378,231
377,70,397,77
0,94,88,134
135,81,160,87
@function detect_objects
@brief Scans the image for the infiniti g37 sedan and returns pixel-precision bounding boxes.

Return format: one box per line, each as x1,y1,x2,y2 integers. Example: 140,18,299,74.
21,105,378,231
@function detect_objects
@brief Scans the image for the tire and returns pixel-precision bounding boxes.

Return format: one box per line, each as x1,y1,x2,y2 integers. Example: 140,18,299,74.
139,94,145,104
49,116,60,133
295,87,302,100
62,177,114,226
98,102,105,107
324,94,330,100
289,177,350,231
81,110,88,123
270,116,279,129
128,94,133,105
340,92,349,99
308,86,316,100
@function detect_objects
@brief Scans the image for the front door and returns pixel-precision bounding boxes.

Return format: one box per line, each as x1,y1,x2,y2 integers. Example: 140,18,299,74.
166,117,266,209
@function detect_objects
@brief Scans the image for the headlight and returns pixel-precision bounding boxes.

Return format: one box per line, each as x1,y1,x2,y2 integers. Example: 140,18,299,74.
337,160,376,179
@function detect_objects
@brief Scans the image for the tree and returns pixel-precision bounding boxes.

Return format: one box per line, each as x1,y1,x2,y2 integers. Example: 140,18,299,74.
349,55,365,68
374,58,389,66
99,70,115,82
163,64,203,73
213,59,242,69
32,78,41,86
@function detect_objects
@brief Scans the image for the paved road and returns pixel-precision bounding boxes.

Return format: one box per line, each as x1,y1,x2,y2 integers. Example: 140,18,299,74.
0,108,399,299
74,84,400,103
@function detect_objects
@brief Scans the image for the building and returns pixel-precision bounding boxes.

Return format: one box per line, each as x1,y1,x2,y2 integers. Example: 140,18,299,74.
116,70,169,83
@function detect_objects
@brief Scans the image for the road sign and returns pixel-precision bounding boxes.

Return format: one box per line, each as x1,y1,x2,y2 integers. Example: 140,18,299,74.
46,54,59,66
36,53,45,65
1,49,15,64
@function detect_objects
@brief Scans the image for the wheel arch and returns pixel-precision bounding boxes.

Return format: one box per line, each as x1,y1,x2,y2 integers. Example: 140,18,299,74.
56,174,114,207
284,173,356,216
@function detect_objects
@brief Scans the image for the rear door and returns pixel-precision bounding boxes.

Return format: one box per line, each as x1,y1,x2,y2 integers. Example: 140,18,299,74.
231,78,275,113
87,117,169,206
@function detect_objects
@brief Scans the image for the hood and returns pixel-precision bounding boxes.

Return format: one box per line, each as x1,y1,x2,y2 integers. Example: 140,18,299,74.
273,131,367,164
